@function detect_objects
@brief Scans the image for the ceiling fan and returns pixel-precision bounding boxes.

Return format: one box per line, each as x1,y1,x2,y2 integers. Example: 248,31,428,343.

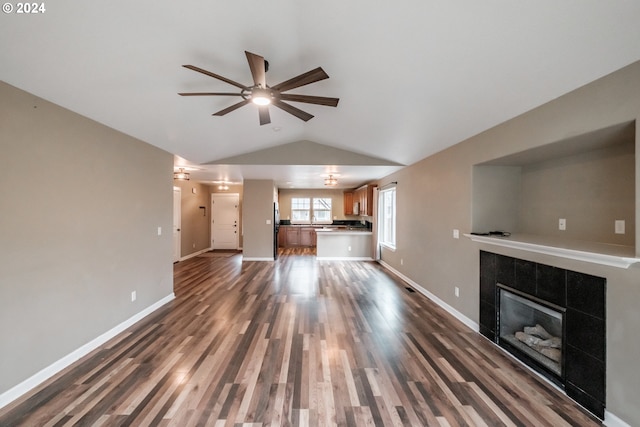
179,51,340,125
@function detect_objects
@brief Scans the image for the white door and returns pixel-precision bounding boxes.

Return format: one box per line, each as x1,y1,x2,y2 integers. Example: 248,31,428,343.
211,193,239,250
173,187,181,262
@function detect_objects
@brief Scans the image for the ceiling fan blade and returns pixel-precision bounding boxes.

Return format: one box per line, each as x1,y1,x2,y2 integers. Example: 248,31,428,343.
178,92,244,96
183,65,248,90
245,51,266,88
271,67,329,92
258,106,271,126
272,100,314,122
212,99,250,116
279,94,339,107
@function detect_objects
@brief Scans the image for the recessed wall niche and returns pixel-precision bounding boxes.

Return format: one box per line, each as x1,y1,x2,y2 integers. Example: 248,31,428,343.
471,121,636,255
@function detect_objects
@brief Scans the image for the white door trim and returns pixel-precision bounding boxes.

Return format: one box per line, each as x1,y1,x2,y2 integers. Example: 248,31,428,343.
173,186,181,262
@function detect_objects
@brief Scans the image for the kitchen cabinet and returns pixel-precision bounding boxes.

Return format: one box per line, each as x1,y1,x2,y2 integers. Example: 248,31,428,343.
280,226,316,247
353,184,375,216
300,228,316,246
277,227,287,247
343,191,354,215
284,227,300,246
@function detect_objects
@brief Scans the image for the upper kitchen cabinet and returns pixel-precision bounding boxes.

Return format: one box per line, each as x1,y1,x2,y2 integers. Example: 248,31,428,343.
353,184,376,216
344,191,354,215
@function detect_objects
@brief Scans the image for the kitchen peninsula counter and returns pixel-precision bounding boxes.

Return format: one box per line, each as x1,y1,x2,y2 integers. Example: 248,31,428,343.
315,228,373,260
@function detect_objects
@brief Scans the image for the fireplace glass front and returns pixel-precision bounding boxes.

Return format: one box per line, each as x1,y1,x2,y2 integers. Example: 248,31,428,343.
498,285,564,379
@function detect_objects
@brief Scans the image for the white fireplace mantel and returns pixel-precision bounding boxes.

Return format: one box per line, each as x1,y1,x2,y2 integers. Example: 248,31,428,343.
464,233,640,269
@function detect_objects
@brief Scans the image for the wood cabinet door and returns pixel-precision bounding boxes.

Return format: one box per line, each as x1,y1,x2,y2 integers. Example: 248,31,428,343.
344,192,353,215
300,228,315,246
364,185,374,216
285,227,300,246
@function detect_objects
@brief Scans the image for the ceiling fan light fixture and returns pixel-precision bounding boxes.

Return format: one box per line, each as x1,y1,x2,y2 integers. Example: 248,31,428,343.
251,87,272,105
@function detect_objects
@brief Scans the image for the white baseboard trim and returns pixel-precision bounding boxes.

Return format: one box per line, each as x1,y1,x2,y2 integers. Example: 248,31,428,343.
377,260,479,332
317,257,374,261
242,257,275,261
605,411,632,427
0,293,175,410
179,247,212,262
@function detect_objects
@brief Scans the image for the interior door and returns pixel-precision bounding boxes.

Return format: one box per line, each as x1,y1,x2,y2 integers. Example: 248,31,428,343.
211,193,239,250
173,187,181,262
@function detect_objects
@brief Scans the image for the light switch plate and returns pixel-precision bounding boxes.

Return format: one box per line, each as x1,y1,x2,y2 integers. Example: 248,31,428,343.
559,218,566,231
453,229,459,239
615,220,625,234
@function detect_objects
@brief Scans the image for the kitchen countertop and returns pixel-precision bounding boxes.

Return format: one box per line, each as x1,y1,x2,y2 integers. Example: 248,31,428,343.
280,224,371,232
315,228,372,234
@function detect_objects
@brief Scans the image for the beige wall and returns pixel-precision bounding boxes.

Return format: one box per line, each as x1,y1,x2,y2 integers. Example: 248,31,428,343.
519,141,635,246
378,60,640,424
242,180,276,259
0,82,174,395
173,181,211,256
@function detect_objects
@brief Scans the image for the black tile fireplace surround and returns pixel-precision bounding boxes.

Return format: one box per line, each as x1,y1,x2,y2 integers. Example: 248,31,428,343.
479,251,606,419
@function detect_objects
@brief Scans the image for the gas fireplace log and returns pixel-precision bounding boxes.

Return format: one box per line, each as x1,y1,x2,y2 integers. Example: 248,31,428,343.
534,345,562,363
524,324,552,340
539,337,561,348
515,331,543,347
515,324,563,364
515,332,561,349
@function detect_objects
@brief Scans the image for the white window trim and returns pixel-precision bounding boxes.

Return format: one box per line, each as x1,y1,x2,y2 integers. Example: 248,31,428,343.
291,197,333,225
378,186,396,250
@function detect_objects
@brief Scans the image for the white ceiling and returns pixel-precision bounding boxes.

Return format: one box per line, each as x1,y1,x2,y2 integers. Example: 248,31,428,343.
2,1,640,188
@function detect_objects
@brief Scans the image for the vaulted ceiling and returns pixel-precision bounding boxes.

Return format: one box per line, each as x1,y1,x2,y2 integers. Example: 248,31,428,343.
2,1,640,188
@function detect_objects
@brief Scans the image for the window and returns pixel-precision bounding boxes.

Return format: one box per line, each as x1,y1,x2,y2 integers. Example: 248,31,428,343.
379,187,396,249
290,197,333,224
313,198,332,223
291,197,310,222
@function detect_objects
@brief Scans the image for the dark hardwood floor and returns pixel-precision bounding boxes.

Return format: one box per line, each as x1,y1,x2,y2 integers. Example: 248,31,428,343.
0,249,601,426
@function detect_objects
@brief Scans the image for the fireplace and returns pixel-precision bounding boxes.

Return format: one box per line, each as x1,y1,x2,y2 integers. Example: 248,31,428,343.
479,251,606,419
497,285,564,383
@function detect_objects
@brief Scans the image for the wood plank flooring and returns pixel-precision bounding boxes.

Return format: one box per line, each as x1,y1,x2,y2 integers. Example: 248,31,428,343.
0,249,602,426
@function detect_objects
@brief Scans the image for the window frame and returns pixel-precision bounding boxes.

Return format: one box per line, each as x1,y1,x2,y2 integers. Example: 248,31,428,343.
290,196,333,225
312,197,333,224
290,197,311,223
378,186,396,250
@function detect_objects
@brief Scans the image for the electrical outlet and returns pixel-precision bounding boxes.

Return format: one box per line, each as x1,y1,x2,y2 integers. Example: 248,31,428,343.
454,286,460,297
615,220,625,234
348,246,352,251
453,229,460,239
157,226,162,236
558,218,566,231
400,258,404,266
131,291,137,302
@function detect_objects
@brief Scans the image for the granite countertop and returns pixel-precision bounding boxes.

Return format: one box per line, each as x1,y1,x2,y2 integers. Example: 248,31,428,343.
280,224,370,231
315,228,372,234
